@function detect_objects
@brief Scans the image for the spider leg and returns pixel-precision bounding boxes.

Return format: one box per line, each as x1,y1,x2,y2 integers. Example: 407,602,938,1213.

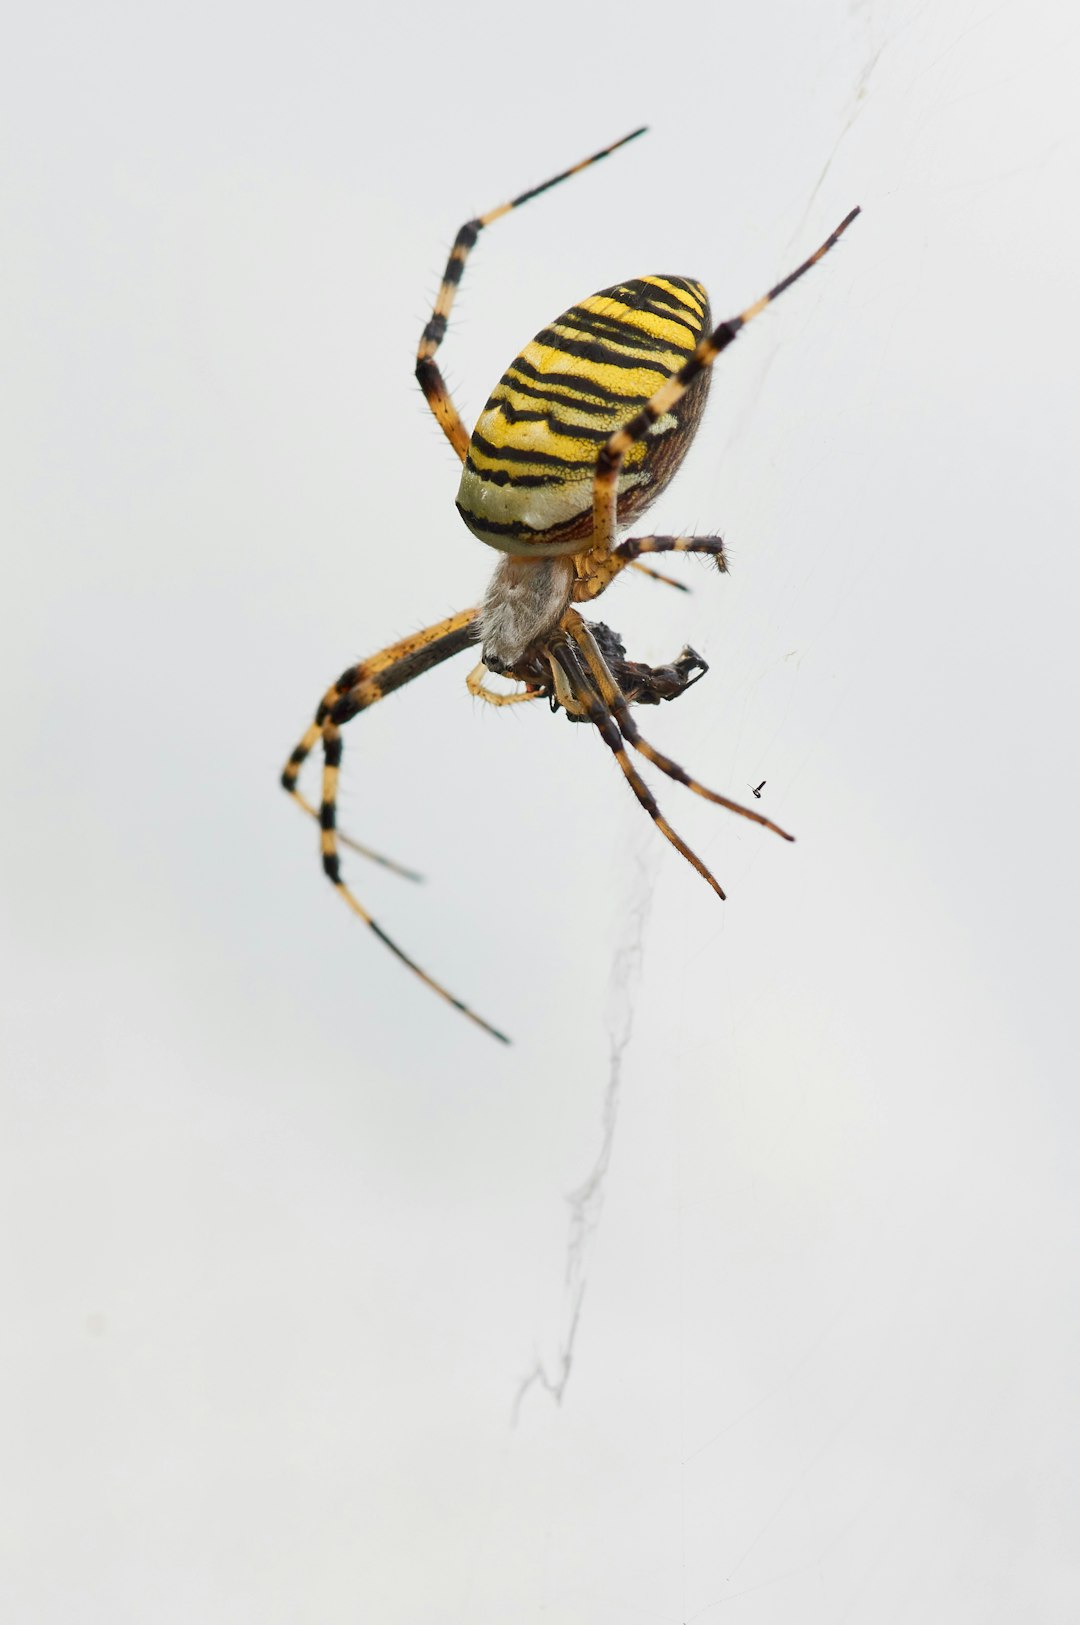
284,608,508,1043
466,662,545,706
286,787,425,881
574,534,728,602
282,709,424,880
588,208,861,560
625,560,689,593
619,534,728,572
416,128,647,463
549,635,727,901
282,613,482,786
317,718,508,1045
565,611,795,843
282,615,481,880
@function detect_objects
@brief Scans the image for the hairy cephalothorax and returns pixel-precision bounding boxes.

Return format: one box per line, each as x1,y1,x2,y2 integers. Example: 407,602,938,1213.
480,553,575,673
281,128,859,1041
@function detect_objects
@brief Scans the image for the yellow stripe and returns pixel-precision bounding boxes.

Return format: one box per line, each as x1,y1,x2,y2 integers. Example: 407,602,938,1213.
648,277,707,315
518,338,674,405
457,274,713,551
469,409,650,472
579,296,700,350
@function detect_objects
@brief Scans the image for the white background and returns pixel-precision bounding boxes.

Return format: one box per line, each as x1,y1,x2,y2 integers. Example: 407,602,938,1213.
3,1,1079,1619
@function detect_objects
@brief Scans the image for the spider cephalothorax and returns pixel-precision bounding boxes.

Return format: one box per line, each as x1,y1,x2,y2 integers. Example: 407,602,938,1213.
282,128,859,1040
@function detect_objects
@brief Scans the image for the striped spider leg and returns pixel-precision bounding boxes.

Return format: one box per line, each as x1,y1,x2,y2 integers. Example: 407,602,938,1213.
546,632,729,901
573,532,730,605
280,609,517,1043
416,125,679,592
562,608,794,864
415,126,648,467
577,206,861,587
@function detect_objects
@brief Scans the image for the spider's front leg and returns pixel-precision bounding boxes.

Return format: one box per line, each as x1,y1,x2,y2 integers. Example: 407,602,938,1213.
415,127,647,464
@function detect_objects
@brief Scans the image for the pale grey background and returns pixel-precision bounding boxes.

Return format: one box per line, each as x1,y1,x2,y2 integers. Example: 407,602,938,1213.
3,0,1078,1620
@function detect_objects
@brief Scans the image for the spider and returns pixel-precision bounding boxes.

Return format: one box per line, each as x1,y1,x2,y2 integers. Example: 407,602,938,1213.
281,128,859,1042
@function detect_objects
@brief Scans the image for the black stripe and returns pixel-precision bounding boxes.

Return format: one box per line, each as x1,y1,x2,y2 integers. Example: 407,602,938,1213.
331,622,482,723
508,354,641,406
323,731,343,768
676,351,711,388
415,357,443,395
534,328,672,375
561,305,675,346
491,399,616,440
592,307,698,352
322,852,341,883
556,309,689,360
442,255,465,286
454,503,581,538
376,624,482,695
708,318,743,355
330,694,360,725
606,279,703,320
500,367,627,417
619,290,704,335
462,465,570,490
638,279,707,317
319,802,336,830
469,430,595,470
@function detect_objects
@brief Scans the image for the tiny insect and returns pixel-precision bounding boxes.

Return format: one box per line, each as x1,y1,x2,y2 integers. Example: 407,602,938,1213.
282,129,859,1042
751,781,767,799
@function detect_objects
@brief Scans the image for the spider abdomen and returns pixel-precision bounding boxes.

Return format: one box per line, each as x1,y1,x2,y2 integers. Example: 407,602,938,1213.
456,276,712,556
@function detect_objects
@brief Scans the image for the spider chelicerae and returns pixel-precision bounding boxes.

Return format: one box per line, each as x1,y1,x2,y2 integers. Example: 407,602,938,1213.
282,128,859,1042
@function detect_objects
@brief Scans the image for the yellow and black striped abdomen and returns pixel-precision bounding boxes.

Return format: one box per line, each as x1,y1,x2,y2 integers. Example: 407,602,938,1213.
456,276,712,555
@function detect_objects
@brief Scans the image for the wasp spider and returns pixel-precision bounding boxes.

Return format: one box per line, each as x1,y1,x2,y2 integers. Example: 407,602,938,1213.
282,129,859,1042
